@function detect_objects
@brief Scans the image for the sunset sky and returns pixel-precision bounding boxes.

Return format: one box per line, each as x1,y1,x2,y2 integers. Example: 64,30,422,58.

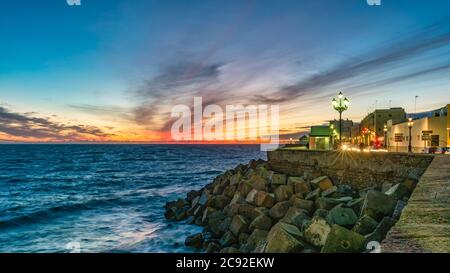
1,0,450,143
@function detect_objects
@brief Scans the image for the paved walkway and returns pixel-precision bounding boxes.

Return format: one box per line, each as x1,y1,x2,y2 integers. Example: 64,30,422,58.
382,155,450,252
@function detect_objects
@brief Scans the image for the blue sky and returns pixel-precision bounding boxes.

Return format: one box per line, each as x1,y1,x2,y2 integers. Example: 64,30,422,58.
1,0,450,141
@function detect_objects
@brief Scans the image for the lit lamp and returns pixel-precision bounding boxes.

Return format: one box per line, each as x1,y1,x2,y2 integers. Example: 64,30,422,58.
407,117,414,153
332,92,349,147
383,124,388,149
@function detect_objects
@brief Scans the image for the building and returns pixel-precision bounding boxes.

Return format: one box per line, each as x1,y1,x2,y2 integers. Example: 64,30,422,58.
387,104,449,152
360,107,407,146
309,126,332,150
329,119,354,143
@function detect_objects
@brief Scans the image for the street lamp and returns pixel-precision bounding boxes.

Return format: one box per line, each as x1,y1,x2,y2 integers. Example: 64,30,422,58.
407,117,414,153
332,92,349,147
383,124,388,149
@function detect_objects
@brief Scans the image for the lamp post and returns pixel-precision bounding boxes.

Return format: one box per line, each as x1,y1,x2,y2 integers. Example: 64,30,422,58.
332,92,349,147
383,124,388,149
407,117,414,153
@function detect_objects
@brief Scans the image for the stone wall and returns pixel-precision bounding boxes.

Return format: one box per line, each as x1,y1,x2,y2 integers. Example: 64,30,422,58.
268,150,434,190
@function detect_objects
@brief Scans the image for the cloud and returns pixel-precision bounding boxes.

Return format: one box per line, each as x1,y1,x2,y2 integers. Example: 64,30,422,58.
269,22,450,103
0,106,114,141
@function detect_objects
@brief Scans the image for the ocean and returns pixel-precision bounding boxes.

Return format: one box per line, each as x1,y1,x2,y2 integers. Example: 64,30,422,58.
0,144,266,253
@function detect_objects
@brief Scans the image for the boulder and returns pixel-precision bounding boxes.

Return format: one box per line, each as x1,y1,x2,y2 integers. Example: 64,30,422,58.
290,196,314,213
326,206,358,228
230,215,249,236
315,197,340,210
274,185,294,202
238,204,260,221
246,229,269,250
313,209,329,218
224,203,240,217
230,172,242,186
205,242,221,253
212,195,230,209
360,190,397,221
305,188,321,200
223,185,237,198
303,217,331,247
248,174,268,191
321,225,365,253
245,189,259,204
201,207,217,224
213,180,229,195
220,247,241,253
198,190,211,206
385,183,411,200
265,223,305,253
220,230,237,246
239,233,250,245
365,216,397,243
381,182,393,193
270,173,287,185
249,214,272,231
254,191,275,208
186,190,200,203
185,233,203,249
191,196,201,208
237,181,253,197
230,193,245,205
352,215,378,235
281,207,310,228
208,211,227,235
321,186,338,197
310,176,334,191
346,197,364,215
269,201,291,220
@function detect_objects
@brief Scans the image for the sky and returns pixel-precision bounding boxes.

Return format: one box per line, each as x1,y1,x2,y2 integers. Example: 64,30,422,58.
1,0,450,143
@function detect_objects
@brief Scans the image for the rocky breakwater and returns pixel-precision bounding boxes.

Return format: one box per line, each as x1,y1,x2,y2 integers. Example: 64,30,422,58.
165,159,419,253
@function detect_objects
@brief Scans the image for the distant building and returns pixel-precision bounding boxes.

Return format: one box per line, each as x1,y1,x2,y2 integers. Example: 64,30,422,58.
329,119,354,143
309,126,332,150
360,108,407,146
388,104,449,152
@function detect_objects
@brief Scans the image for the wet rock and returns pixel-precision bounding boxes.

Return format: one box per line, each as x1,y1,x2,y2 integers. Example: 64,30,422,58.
249,214,272,231
310,176,334,191
230,215,249,236
209,213,230,236
321,225,365,253
303,217,332,247
186,190,200,203
392,200,407,219
254,191,275,208
352,215,378,235
269,201,291,220
365,216,397,244
360,190,397,221
290,196,314,213
206,242,221,253
220,231,237,246
237,181,253,197
202,207,217,224
185,233,204,249
198,190,211,207
274,185,294,202
385,183,411,200
305,188,321,200
270,173,287,185
265,223,305,253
